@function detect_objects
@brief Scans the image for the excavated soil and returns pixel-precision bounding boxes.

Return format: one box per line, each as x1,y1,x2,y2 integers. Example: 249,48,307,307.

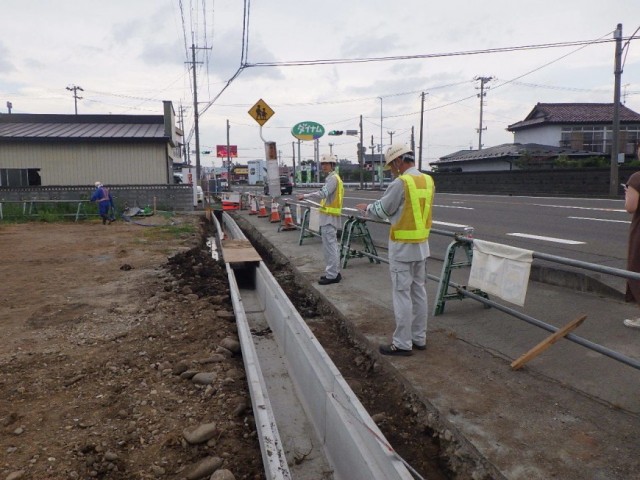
0,214,452,480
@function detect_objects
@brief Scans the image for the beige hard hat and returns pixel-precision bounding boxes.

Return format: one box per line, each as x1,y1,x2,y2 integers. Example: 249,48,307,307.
320,153,338,164
384,144,413,170
94,181,102,187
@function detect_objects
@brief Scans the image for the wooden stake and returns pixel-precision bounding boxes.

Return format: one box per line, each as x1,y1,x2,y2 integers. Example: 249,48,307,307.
510,314,587,370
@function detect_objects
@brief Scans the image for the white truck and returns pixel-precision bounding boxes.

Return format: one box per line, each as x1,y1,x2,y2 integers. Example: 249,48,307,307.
247,159,265,186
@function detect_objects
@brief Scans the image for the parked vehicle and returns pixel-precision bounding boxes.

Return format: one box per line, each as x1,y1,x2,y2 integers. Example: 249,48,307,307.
264,176,293,195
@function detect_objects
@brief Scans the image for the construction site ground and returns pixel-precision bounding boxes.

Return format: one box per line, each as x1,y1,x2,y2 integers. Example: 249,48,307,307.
0,215,451,480
2,209,640,480
232,206,640,480
0,217,268,480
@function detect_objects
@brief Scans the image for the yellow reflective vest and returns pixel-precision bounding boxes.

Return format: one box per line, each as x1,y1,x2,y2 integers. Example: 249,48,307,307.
389,173,435,242
319,173,344,216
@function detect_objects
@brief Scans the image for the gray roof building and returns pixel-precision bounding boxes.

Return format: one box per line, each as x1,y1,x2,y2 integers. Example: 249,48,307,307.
430,103,640,172
507,103,640,131
0,101,182,187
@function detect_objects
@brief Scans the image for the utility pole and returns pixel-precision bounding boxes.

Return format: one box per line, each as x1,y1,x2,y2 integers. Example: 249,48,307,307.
410,126,415,158
291,141,296,182
314,139,320,183
475,76,493,150
370,134,376,189
328,143,334,155
610,23,623,197
6,101,12,114
297,140,301,184
188,42,209,183
66,85,83,115
178,104,189,164
418,92,426,171
190,43,202,183
379,97,384,188
388,130,395,144
226,119,231,190
359,114,364,190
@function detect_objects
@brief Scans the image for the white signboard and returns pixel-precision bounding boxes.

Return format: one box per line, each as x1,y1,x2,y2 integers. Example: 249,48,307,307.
468,239,533,306
309,208,320,232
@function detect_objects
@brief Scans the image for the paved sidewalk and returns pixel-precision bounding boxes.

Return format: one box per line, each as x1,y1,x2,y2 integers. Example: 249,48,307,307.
232,208,640,480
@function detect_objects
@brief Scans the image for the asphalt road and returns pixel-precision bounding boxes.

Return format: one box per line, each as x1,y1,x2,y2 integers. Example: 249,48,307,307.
338,190,629,269
236,185,630,290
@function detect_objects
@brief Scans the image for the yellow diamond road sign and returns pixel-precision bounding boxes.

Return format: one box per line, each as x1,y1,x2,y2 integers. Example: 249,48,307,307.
249,99,275,126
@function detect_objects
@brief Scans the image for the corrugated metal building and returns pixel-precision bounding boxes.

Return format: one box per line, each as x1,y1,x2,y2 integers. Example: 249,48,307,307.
0,101,181,186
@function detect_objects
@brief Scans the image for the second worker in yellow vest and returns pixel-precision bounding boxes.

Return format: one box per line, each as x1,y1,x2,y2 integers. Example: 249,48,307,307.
298,153,344,285
356,144,435,356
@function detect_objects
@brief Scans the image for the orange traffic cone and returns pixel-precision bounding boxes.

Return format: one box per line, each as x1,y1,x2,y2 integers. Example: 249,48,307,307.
258,197,268,217
281,204,296,230
269,199,281,223
249,195,258,215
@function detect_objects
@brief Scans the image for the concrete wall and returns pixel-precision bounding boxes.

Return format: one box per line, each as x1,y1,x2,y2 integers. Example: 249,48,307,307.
0,184,195,211
513,125,561,145
431,166,639,197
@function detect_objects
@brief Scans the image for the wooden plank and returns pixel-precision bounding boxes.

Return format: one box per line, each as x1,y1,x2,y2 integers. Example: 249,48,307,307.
510,314,587,370
222,239,262,263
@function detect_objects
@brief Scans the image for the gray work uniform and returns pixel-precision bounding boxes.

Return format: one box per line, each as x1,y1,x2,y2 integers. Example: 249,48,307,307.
364,166,430,350
302,172,342,280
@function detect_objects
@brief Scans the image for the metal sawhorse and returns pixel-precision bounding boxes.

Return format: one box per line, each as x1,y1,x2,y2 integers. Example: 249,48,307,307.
339,216,380,268
434,234,489,315
298,206,321,245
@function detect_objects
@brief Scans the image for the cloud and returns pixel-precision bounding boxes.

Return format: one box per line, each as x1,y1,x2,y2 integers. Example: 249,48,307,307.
0,41,15,75
341,33,403,58
139,39,184,66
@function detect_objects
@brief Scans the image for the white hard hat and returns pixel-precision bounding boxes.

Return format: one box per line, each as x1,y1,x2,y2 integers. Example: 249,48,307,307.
94,181,102,187
384,144,414,170
320,153,338,164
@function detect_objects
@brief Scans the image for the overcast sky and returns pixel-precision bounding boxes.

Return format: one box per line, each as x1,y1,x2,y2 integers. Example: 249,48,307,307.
3,0,640,169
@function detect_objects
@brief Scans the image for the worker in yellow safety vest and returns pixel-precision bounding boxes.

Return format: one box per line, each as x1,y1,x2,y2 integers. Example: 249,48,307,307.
356,144,435,356
298,153,344,285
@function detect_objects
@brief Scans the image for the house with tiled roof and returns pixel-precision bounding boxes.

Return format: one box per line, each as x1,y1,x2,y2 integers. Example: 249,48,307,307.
431,143,601,172
507,103,640,157
430,103,640,172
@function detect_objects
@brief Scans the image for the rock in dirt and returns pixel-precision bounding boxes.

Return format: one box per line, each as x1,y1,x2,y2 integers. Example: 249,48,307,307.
183,422,218,444
219,337,241,353
185,456,223,480
192,372,217,385
6,471,25,480
210,469,236,480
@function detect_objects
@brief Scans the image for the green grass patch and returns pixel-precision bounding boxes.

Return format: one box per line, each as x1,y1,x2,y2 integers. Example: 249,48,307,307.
141,223,197,242
0,201,99,223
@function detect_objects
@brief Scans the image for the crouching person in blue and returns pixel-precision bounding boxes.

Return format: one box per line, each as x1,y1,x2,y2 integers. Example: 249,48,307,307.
91,181,115,225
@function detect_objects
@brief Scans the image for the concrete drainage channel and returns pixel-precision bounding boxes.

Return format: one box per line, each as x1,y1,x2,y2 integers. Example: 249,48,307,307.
211,211,417,480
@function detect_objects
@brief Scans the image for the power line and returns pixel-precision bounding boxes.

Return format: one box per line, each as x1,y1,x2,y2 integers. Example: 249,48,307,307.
244,36,625,68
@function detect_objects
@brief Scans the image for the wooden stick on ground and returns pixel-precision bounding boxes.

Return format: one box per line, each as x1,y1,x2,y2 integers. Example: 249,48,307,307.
510,314,587,370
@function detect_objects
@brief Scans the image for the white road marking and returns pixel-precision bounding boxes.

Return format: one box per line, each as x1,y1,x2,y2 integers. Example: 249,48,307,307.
533,204,626,213
433,221,469,228
568,216,629,223
434,204,474,210
506,233,585,244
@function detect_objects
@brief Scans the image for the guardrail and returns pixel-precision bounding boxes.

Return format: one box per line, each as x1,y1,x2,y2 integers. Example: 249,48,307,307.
255,201,640,372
